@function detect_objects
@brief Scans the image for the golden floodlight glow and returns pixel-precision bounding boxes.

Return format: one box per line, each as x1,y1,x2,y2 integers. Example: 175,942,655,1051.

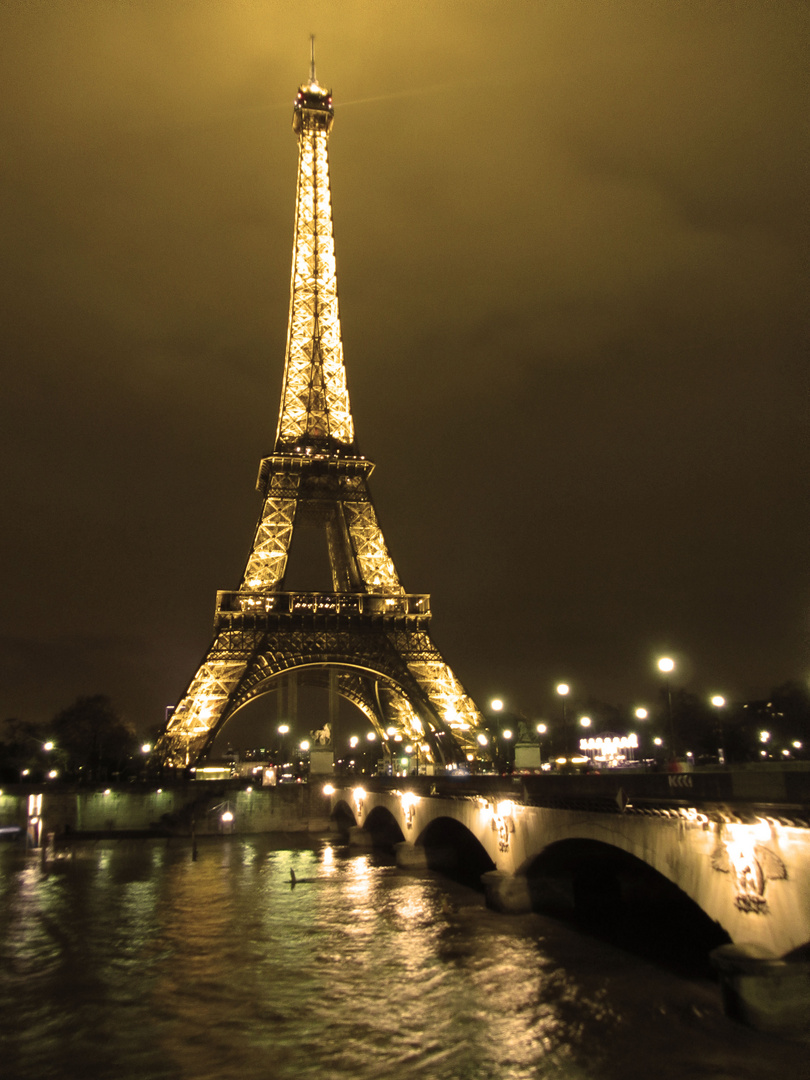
711,695,726,708
322,783,335,796
657,657,675,674
496,800,514,819
352,786,366,810
477,733,488,746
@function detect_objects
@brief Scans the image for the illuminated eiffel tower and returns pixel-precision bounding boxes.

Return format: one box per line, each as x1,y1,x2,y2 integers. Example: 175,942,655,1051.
154,53,487,769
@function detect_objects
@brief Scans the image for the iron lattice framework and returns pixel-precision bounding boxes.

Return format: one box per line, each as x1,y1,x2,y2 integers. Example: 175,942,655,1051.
154,62,487,768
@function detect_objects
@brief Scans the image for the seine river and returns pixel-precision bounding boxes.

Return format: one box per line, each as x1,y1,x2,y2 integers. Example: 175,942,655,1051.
0,835,804,1080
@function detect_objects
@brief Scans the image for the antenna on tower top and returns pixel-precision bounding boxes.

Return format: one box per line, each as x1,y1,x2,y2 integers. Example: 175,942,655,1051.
309,34,316,83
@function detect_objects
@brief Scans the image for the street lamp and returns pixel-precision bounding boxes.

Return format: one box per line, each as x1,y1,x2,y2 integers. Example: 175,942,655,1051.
501,728,513,774
490,698,504,713
656,657,677,758
536,723,547,766
556,683,570,759
710,695,726,765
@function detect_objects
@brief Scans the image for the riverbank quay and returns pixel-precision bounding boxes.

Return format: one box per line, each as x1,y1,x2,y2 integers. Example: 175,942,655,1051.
0,780,334,842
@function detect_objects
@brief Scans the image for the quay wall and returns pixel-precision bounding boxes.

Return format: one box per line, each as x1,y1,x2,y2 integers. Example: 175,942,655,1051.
0,782,334,837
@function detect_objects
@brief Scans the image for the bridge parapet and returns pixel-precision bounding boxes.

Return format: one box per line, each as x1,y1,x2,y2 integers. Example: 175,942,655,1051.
346,768,810,826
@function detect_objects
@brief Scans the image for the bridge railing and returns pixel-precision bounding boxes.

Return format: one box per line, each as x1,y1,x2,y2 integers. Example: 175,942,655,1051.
336,769,810,822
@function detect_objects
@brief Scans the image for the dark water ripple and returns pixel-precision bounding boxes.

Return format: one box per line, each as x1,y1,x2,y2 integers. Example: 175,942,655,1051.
0,836,804,1080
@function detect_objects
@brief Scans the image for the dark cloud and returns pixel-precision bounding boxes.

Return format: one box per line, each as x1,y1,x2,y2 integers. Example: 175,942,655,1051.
1,1,806,732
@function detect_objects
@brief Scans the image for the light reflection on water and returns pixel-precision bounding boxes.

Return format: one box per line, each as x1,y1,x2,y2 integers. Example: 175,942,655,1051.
0,836,804,1080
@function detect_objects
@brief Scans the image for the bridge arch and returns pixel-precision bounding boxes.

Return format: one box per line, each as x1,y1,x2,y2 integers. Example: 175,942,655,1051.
363,804,406,849
414,816,495,887
331,798,357,836
523,837,730,971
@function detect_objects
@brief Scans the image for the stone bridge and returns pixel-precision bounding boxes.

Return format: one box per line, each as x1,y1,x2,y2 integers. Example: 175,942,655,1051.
330,769,810,960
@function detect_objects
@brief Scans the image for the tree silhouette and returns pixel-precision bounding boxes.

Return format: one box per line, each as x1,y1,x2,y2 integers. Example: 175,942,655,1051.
50,695,136,781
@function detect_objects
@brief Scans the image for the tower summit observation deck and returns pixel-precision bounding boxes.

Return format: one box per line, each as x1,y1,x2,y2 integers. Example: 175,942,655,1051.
153,52,488,770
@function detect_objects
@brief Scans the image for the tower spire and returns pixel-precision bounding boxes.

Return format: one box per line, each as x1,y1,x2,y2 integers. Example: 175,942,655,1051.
309,33,316,84
276,51,352,452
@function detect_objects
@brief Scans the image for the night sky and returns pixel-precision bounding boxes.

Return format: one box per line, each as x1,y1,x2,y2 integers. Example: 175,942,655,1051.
2,2,807,738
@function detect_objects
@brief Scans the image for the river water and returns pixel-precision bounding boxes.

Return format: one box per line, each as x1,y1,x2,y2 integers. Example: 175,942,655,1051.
0,835,805,1080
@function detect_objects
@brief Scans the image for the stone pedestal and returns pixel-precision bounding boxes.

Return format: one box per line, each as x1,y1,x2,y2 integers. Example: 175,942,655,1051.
481,870,532,914
394,841,429,869
711,943,810,1040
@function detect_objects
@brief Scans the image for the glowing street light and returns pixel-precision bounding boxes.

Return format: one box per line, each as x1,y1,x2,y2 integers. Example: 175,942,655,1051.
656,656,677,757
579,716,591,729
556,683,570,757
536,722,548,766
634,707,648,720
43,741,55,752
490,698,504,713
710,695,727,765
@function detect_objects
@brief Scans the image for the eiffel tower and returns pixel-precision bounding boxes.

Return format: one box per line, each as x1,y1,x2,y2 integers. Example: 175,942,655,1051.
154,54,488,770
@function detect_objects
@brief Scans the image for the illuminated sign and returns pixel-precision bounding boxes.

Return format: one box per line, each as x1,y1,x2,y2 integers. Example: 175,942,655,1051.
579,734,638,754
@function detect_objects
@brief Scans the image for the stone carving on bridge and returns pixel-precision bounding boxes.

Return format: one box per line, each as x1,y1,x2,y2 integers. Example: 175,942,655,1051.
711,823,787,915
485,799,516,852
399,791,419,830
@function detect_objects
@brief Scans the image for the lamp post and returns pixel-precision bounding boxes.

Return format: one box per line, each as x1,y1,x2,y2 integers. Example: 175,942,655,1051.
710,695,726,765
277,724,289,765
556,683,570,760
536,723,547,766
656,657,676,758
501,728,513,774
633,707,648,760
